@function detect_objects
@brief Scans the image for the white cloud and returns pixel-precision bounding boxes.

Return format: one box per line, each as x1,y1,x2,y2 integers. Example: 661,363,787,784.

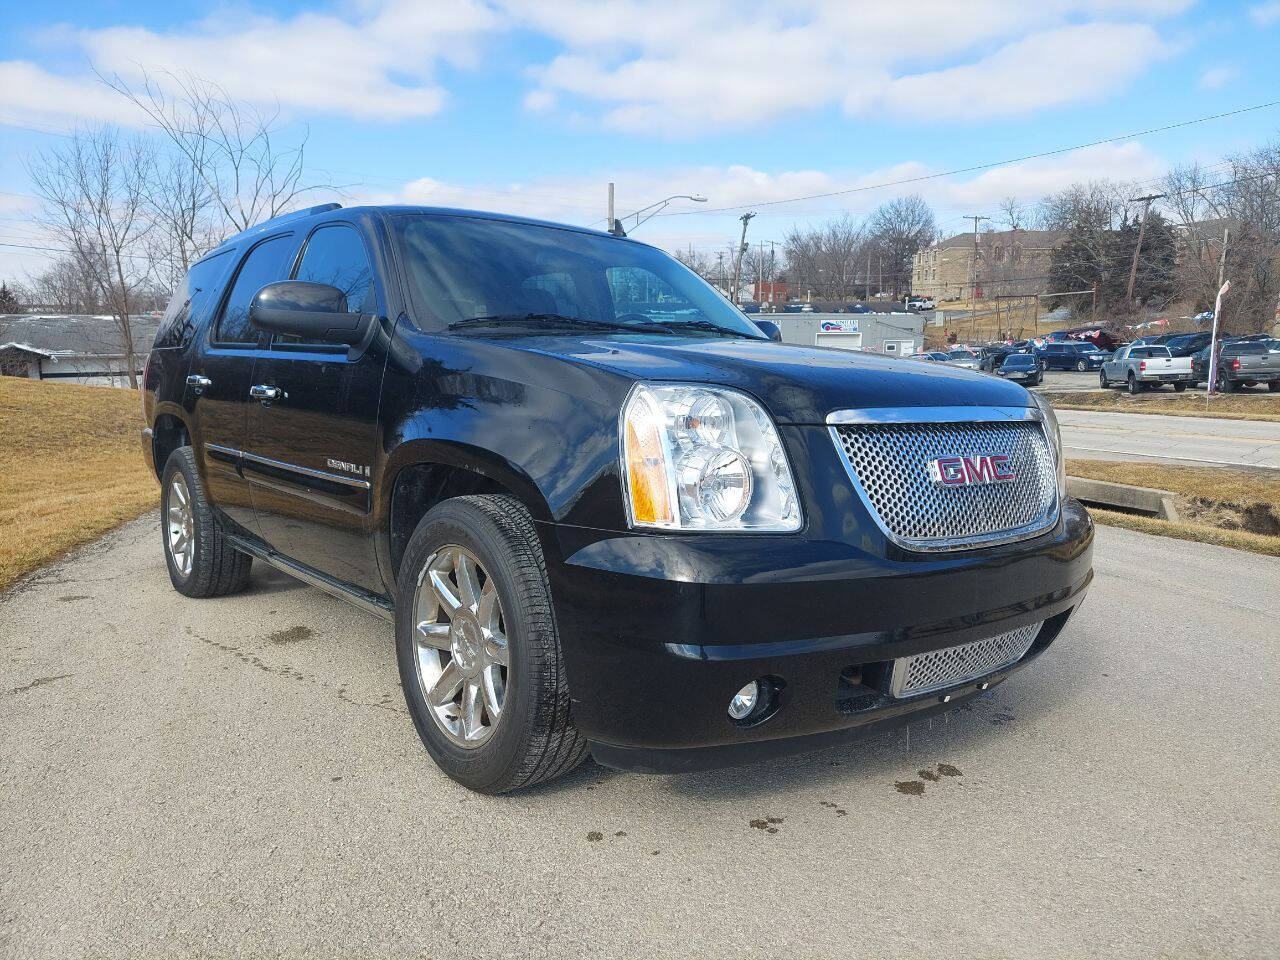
845,24,1170,120
1250,2,1280,27
513,1,1189,132
0,0,1193,133
1198,66,1239,90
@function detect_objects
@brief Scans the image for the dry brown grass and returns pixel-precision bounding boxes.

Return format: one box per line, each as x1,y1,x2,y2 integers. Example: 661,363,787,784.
1068,459,1280,556
0,377,158,593
1050,390,1280,422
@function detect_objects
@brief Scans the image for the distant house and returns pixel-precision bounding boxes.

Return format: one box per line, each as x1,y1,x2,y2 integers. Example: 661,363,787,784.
911,229,1065,301
0,314,158,386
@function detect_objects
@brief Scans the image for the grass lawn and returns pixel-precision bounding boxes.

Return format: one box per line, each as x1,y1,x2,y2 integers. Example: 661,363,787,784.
1068,458,1280,556
0,377,159,593
1050,389,1280,422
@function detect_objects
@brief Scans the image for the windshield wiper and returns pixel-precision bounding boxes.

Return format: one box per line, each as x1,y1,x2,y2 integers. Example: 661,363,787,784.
448,313,672,333
662,319,760,337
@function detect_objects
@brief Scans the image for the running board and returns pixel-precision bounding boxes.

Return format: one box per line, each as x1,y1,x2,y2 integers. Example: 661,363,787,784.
226,534,396,622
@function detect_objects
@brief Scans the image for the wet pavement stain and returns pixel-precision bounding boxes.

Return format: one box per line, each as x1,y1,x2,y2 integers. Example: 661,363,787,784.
268,625,313,645
56,595,89,602
895,781,926,795
614,831,626,837
586,831,604,842
818,801,848,816
937,763,962,777
749,818,783,834
920,769,940,782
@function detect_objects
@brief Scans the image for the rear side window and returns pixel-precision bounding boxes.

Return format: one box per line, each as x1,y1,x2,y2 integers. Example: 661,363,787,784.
154,250,233,349
277,224,376,346
214,234,297,344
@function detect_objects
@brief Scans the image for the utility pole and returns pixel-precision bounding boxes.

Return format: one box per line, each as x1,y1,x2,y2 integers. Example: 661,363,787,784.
730,212,754,305
757,241,765,304
965,215,989,341
1207,227,1230,396
866,250,872,300
607,182,615,233
715,251,726,296
1126,192,1166,304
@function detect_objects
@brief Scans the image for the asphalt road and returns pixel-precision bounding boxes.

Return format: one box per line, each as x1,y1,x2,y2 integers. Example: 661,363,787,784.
1057,409,1280,469
3,518,1277,959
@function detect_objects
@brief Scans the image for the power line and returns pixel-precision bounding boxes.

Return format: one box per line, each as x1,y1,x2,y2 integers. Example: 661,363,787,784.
654,100,1280,218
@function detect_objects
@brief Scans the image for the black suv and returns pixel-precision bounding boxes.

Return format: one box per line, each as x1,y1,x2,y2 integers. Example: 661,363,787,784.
142,204,1094,792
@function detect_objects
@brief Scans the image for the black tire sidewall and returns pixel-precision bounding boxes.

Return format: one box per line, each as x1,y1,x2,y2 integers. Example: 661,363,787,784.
395,499,549,793
1127,374,1139,394
160,448,208,595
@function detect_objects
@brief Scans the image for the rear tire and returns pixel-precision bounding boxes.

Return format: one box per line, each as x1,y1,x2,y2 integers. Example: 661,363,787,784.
1221,377,1235,393
1127,373,1140,395
160,446,252,598
1173,381,1187,392
1269,381,1279,392
395,495,588,793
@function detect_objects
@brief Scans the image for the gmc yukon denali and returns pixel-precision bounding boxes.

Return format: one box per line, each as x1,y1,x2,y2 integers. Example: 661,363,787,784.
141,204,1094,793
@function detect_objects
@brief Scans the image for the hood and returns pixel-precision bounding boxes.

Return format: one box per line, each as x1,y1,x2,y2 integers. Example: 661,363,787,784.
505,334,1035,425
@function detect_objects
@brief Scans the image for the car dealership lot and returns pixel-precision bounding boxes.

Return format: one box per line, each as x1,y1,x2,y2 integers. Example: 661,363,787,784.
2,517,1276,959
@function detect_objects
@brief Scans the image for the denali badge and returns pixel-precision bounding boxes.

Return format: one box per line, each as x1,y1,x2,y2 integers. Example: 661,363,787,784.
928,454,1015,487
327,458,371,477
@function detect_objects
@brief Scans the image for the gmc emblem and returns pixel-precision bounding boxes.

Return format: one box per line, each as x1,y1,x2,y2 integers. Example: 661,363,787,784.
928,454,1015,487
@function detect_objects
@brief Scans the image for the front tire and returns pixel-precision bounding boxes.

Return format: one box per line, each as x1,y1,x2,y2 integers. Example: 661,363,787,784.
395,495,587,793
1076,359,1087,371
160,446,252,597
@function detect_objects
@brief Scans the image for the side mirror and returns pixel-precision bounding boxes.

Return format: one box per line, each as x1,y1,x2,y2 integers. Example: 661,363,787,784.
754,318,782,342
249,280,370,345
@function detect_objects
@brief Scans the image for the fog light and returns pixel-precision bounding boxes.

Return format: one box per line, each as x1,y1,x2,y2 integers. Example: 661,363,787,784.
728,681,759,720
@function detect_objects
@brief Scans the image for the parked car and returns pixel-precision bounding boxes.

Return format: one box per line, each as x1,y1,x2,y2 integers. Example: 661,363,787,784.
1100,344,1194,393
141,203,1091,793
740,302,761,314
1163,332,1212,357
945,349,980,371
979,345,1029,372
996,352,1042,385
1036,342,1104,371
845,303,872,314
906,296,935,312
911,351,952,362
1215,341,1280,392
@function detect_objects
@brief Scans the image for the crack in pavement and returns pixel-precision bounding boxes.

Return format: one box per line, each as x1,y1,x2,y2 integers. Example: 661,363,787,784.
6,674,72,696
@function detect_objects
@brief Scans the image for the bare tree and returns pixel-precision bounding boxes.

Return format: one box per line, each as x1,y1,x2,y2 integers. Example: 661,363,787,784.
1165,144,1280,334
784,214,865,300
672,244,713,280
103,70,329,238
867,195,936,298
998,196,1029,230
28,126,152,387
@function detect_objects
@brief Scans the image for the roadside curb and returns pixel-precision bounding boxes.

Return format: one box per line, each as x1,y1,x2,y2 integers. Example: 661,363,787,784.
1067,476,1179,521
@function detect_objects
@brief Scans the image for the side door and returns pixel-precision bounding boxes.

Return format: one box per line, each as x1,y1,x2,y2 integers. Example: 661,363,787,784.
243,221,387,593
185,232,298,535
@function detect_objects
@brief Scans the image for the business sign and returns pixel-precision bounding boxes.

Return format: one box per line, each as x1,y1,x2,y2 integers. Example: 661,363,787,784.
820,319,859,332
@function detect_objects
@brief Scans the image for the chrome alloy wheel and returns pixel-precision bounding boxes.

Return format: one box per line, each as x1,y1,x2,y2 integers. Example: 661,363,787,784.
166,473,195,577
412,545,509,747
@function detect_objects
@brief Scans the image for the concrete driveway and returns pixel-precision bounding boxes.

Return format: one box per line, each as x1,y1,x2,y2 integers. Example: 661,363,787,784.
2,517,1277,959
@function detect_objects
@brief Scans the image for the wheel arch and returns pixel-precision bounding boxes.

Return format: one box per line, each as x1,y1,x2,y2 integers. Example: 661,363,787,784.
380,440,556,584
150,406,192,480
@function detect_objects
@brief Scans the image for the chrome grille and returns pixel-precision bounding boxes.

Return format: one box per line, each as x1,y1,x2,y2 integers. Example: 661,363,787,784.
831,419,1058,550
888,623,1042,698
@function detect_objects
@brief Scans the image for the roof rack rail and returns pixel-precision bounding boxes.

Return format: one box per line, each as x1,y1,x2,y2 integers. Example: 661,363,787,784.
243,202,343,237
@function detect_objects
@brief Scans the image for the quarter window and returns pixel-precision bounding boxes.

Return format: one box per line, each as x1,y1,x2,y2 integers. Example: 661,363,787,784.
214,234,297,344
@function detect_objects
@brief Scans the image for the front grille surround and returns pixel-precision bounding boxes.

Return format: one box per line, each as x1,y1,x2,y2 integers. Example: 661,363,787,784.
888,622,1043,698
828,408,1059,552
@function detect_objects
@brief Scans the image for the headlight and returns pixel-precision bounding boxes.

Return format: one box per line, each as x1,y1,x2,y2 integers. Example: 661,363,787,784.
1032,393,1066,500
621,383,802,531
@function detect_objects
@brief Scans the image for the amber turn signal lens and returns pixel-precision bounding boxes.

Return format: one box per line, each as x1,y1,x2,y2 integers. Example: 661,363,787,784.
624,397,673,526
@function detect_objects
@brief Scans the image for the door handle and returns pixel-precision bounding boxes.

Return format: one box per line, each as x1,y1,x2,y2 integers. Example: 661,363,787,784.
186,374,212,390
249,384,283,401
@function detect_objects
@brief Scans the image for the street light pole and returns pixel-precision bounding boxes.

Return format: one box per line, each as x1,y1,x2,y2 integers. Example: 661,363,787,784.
1207,227,1230,397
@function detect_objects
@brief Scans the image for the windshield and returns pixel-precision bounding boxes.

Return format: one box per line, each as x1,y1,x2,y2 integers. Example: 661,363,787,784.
1003,355,1035,367
391,214,765,339
948,350,976,359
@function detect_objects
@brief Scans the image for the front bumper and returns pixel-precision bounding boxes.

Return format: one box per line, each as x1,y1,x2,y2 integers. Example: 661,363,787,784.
543,498,1093,772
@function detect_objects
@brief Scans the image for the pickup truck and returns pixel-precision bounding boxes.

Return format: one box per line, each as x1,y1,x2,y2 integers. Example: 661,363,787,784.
1100,345,1194,393
140,203,1093,793
1211,341,1280,392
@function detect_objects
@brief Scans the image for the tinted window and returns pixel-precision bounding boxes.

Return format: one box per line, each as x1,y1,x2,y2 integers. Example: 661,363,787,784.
214,234,297,344
1131,347,1170,358
392,215,763,339
1223,343,1268,355
154,250,233,349
1004,355,1035,367
293,225,374,313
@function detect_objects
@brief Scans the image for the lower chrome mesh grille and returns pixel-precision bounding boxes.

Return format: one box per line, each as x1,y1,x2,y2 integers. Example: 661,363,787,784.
888,623,1042,698
831,419,1058,550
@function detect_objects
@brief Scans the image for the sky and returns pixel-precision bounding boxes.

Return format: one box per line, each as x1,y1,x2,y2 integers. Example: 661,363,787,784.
2,0,1279,280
